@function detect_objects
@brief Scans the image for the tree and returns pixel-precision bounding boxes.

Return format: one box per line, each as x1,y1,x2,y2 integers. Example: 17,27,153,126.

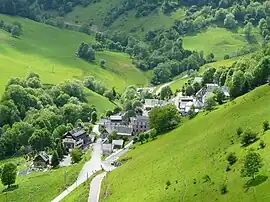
206,53,215,63
29,129,52,151
240,128,257,146
205,96,216,111
138,133,145,144
263,120,269,132
202,67,216,85
215,88,225,104
224,13,237,29
230,70,245,98
241,152,263,181
104,90,114,101
149,129,157,140
99,59,106,67
57,142,64,159
187,105,196,119
185,85,194,96
51,150,59,168
160,86,173,100
71,148,83,163
253,56,270,86
226,152,237,165
1,162,17,188
149,104,181,134
243,22,254,40
11,25,20,37
91,111,97,123
144,132,149,142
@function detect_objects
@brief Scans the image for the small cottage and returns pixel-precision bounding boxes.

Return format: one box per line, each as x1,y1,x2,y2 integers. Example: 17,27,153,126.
33,151,50,168
112,139,124,150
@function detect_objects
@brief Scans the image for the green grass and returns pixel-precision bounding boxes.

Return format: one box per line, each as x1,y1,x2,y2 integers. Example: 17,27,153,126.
85,89,115,115
64,2,185,38
183,26,261,60
100,84,270,202
0,14,149,94
0,150,91,202
62,170,104,202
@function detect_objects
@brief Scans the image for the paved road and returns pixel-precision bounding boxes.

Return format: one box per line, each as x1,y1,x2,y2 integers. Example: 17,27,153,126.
51,139,102,202
88,141,134,202
88,172,107,202
155,81,173,95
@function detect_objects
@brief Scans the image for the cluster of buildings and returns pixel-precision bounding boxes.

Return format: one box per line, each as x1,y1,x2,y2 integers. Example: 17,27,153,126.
99,114,149,155
33,127,95,169
143,77,230,116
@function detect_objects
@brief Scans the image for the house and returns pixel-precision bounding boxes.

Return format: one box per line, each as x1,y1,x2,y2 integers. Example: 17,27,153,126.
101,143,112,155
109,115,124,125
33,151,50,168
112,139,124,150
143,99,171,111
130,116,148,134
62,128,88,152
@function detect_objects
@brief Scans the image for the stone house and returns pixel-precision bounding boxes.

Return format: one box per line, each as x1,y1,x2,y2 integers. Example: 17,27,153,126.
130,116,148,134
62,128,88,152
33,151,50,168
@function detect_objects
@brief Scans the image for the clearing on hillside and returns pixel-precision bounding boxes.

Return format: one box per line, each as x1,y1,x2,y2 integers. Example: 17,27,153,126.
101,85,270,202
0,14,149,94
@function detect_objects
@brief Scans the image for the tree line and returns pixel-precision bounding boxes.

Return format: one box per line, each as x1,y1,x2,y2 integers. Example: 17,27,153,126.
0,20,23,37
0,73,97,160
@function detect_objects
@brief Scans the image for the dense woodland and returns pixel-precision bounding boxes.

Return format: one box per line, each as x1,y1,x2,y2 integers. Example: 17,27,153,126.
0,73,97,159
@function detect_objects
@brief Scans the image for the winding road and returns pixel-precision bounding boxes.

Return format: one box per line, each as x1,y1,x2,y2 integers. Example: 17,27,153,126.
51,124,133,202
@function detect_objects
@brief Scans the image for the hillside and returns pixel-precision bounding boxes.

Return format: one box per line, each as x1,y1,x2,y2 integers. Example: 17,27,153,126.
100,85,270,202
0,14,149,94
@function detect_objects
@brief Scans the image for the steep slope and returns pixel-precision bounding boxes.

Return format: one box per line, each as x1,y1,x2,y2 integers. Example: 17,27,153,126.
0,14,149,94
101,85,270,202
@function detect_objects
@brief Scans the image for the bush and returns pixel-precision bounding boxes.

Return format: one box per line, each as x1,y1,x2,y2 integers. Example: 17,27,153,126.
259,140,266,149
263,120,269,132
219,183,228,194
71,148,83,163
226,152,237,165
99,59,106,67
240,128,257,146
236,127,243,136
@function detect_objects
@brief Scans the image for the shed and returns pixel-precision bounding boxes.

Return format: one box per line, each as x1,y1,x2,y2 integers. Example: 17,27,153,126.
33,151,50,168
112,139,124,149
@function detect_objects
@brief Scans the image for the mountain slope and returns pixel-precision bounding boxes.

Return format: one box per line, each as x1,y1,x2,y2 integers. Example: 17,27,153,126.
101,85,270,202
0,14,149,94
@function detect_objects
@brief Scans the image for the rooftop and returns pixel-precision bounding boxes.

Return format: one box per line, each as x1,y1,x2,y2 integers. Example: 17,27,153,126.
112,139,124,146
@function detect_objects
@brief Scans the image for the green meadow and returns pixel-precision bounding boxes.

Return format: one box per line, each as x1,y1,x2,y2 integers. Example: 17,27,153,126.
183,26,261,60
101,85,270,202
0,14,149,95
0,150,91,202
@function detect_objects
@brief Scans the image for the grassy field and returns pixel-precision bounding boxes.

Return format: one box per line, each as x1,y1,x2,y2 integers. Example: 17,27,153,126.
85,89,115,115
100,84,270,202
0,150,91,202
64,1,185,38
183,26,261,60
0,14,149,94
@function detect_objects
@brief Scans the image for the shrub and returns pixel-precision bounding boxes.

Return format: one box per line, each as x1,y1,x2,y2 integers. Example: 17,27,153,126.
259,140,266,149
99,59,106,67
71,148,83,163
226,152,237,165
236,127,243,136
263,120,269,132
240,128,257,146
202,175,211,183
219,183,228,194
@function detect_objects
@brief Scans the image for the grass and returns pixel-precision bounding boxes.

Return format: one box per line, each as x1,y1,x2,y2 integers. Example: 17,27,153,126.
0,149,91,202
85,89,115,115
62,170,104,202
183,26,261,60
64,2,186,38
0,14,149,94
100,84,270,202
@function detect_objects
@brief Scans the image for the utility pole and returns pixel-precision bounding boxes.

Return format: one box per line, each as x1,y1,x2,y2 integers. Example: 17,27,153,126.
64,171,67,188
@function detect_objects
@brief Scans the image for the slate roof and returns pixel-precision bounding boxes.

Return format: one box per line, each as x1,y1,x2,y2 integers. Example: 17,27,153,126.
105,125,133,136
37,151,49,162
63,127,86,138
112,139,124,146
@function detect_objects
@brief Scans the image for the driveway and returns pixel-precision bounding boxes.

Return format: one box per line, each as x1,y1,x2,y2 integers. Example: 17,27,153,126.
51,138,102,202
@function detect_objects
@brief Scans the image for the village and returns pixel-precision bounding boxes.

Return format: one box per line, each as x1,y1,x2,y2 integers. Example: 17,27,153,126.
29,75,230,170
